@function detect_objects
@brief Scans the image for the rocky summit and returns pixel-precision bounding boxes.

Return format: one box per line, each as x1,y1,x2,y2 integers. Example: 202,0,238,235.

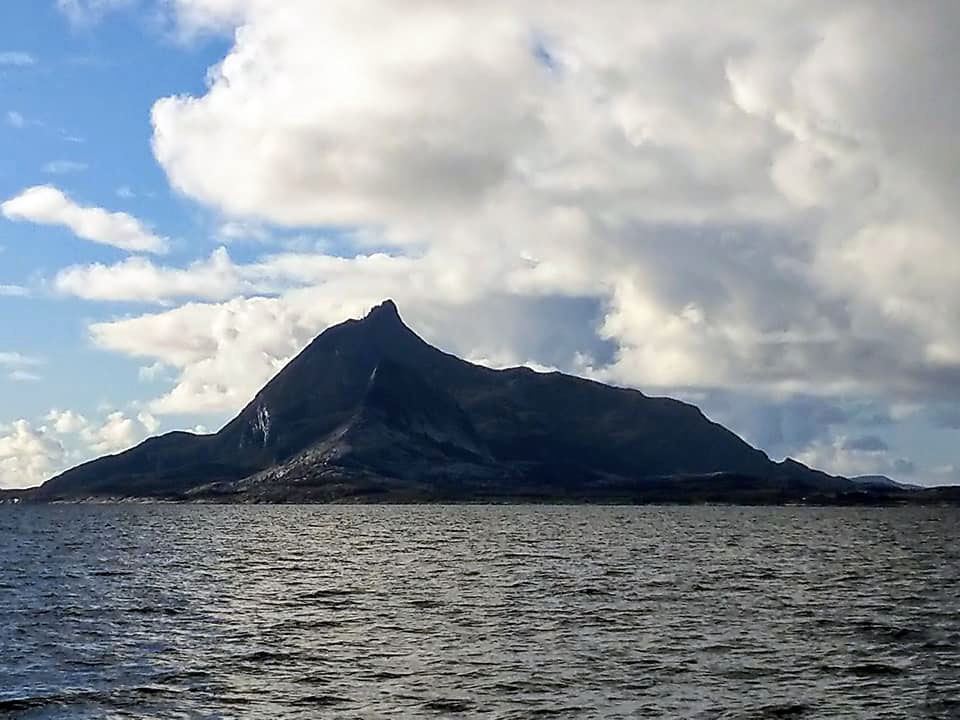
16,300,948,504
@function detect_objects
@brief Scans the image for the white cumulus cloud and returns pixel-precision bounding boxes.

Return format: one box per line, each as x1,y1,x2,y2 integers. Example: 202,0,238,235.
45,409,90,435
0,408,162,488
2,185,168,254
0,420,64,489
55,247,247,303
83,411,146,454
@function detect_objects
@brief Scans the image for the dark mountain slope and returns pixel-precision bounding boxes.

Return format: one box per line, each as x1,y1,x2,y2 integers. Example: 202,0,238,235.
35,432,220,498
34,300,854,502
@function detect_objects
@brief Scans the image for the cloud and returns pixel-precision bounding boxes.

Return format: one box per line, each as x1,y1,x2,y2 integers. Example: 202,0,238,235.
2,185,169,254
137,361,168,382
6,111,24,128
54,246,425,304
693,392,853,461
892,458,917,477
139,0,960,409
137,411,159,433
83,411,146,454
0,353,44,384
56,0,134,25
0,52,35,67
47,408,153,455
930,405,960,429
0,420,64,489
842,435,889,453
926,464,960,486
0,408,161,488
45,409,89,434
43,160,88,174
115,185,135,198
0,352,43,368
39,0,956,472
90,294,339,414
0,285,28,297
796,436,913,482
216,220,268,243
55,247,249,303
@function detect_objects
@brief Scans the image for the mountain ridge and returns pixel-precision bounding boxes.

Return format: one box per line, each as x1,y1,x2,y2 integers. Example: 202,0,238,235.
9,299,949,505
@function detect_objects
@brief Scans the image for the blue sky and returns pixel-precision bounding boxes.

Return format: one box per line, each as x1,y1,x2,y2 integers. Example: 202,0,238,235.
1,2,226,422
2,1,960,487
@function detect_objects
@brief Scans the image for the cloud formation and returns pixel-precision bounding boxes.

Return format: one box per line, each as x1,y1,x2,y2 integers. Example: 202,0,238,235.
55,246,418,304
0,420,64,488
2,185,169,254
0,353,43,382
45,408,152,454
141,1,960,401
90,294,346,414
797,437,916,483
0,408,157,488
43,160,89,175
45,0,960,482
56,247,248,303
56,0,134,26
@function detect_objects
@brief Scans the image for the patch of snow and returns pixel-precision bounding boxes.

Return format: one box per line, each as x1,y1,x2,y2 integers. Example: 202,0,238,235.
253,403,272,446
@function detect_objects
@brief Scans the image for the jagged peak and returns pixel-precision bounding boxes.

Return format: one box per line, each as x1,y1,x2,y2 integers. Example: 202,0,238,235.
364,298,401,322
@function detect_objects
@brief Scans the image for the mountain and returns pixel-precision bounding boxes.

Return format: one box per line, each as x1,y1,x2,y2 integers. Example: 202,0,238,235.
15,300,906,504
851,475,921,491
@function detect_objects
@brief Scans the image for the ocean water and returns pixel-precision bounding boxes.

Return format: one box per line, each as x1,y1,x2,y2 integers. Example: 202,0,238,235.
1,505,959,719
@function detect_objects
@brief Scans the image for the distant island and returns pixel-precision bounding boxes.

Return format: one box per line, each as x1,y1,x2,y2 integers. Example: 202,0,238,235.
4,300,959,505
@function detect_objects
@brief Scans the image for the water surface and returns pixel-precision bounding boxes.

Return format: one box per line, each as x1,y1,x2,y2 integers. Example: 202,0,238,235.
2,505,959,718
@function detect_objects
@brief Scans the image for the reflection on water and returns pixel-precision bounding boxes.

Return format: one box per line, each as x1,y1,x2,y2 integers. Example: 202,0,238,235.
1,505,959,718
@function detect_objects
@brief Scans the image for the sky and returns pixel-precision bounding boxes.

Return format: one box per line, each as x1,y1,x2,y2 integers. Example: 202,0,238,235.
2,0,960,488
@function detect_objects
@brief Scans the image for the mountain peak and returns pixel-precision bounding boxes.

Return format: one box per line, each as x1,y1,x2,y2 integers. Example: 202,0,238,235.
364,298,401,322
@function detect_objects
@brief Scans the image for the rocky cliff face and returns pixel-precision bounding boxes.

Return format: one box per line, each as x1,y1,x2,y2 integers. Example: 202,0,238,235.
34,300,851,503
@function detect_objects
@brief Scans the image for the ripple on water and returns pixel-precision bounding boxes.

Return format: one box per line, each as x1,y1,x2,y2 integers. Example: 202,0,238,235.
1,504,959,718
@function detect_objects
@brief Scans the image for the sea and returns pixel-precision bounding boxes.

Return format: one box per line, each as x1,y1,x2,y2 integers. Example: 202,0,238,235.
1,505,958,719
